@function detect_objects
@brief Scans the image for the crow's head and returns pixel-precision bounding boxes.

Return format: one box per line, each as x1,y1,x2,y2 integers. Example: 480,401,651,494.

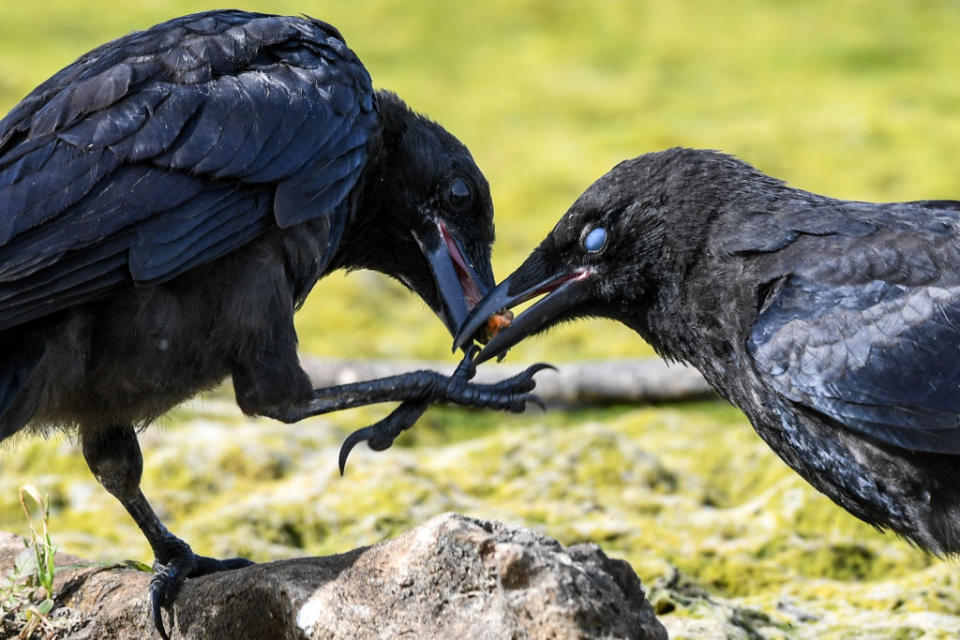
454,149,718,362
349,91,499,341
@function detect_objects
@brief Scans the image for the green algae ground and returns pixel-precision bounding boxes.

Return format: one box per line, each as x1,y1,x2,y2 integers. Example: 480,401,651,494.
2,398,957,638
2,1,960,637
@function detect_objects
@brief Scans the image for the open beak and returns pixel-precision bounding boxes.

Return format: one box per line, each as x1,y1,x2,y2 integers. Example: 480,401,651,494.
453,256,594,363
415,220,490,340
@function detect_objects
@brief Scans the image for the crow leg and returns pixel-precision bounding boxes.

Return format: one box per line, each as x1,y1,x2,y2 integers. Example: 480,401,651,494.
334,345,555,473
336,346,477,474
81,425,252,640
261,348,551,424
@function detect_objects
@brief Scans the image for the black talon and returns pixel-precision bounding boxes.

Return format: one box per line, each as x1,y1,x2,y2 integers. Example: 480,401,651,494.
339,425,378,475
527,362,558,376
150,575,172,640
527,394,547,412
489,362,557,393
338,401,431,475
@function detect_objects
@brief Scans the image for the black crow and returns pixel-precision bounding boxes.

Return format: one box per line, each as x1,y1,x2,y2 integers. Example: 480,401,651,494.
0,10,542,636
458,147,960,555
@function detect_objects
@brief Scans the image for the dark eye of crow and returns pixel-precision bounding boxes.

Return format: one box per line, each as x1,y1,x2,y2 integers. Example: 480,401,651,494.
447,177,472,211
583,227,607,253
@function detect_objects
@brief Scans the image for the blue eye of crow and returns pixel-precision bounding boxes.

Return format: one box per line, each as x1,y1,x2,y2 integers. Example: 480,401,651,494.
583,227,607,253
448,177,472,211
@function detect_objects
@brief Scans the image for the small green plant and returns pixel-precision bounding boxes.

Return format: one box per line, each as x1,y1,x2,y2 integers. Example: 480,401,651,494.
0,485,57,639
18,486,56,598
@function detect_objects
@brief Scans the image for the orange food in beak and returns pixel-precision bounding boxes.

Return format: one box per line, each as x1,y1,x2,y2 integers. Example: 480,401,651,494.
483,309,514,341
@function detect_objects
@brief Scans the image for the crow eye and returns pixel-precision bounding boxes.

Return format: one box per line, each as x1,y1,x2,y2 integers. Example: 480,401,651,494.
447,177,473,211
583,227,607,253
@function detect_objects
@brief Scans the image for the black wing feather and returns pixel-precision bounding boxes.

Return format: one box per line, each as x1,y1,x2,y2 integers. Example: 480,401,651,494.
748,204,960,453
0,10,377,331
0,167,204,282
130,188,273,281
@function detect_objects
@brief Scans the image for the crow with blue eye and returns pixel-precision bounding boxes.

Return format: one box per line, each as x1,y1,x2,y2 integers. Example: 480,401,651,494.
458,147,960,555
0,11,547,637
583,227,608,252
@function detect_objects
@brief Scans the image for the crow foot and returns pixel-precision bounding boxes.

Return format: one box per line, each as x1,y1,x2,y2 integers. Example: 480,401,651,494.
433,360,553,413
150,545,253,640
338,346,555,473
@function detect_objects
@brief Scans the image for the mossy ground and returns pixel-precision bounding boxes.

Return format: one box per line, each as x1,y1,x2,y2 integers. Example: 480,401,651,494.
3,398,957,637
2,1,960,637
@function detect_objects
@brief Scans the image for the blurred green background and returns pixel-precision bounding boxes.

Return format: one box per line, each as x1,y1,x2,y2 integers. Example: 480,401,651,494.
2,1,960,637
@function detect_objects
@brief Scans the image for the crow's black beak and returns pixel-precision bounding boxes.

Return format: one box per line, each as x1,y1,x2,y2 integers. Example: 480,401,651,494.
417,221,489,340
453,262,594,363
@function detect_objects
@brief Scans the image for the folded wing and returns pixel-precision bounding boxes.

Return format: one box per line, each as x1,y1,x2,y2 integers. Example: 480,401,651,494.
748,205,960,453
0,10,377,330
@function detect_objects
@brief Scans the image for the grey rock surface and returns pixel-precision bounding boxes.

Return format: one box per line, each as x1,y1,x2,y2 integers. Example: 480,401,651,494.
0,513,666,639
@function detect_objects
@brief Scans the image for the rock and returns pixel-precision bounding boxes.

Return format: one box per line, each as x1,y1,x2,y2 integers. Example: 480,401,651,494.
0,513,666,639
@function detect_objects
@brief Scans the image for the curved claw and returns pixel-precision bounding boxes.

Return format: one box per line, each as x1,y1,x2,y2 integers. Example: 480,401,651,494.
150,572,175,640
339,425,376,475
527,394,546,412
339,401,429,475
507,393,545,413
527,362,559,375
489,362,557,394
